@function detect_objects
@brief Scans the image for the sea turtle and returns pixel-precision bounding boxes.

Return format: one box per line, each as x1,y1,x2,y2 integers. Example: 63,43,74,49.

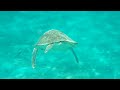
32,29,79,68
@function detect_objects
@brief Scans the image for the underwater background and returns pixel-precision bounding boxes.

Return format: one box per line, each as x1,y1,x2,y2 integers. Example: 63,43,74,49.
0,11,120,79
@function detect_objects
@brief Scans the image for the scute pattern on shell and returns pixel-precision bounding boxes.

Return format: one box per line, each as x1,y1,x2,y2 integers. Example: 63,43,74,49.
36,29,76,45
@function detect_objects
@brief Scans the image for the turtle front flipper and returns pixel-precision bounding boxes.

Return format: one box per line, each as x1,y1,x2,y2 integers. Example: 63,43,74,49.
45,43,53,53
70,48,79,63
32,47,38,68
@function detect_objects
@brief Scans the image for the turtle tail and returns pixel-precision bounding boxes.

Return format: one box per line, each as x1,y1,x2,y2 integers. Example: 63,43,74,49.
32,47,38,68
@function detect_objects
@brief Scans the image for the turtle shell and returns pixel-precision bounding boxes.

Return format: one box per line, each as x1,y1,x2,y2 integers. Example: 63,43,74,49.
36,29,77,46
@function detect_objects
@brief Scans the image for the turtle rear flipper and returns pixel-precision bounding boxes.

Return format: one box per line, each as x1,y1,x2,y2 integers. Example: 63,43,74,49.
32,47,38,68
44,43,54,53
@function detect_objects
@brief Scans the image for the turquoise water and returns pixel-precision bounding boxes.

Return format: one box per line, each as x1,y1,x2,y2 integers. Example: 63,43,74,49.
0,11,120,79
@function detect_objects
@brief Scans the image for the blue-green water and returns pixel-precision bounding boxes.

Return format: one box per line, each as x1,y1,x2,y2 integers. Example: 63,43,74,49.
0,11,120,79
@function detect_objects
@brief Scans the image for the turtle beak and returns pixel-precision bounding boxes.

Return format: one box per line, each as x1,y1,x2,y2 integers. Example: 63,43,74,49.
73,41,78,44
